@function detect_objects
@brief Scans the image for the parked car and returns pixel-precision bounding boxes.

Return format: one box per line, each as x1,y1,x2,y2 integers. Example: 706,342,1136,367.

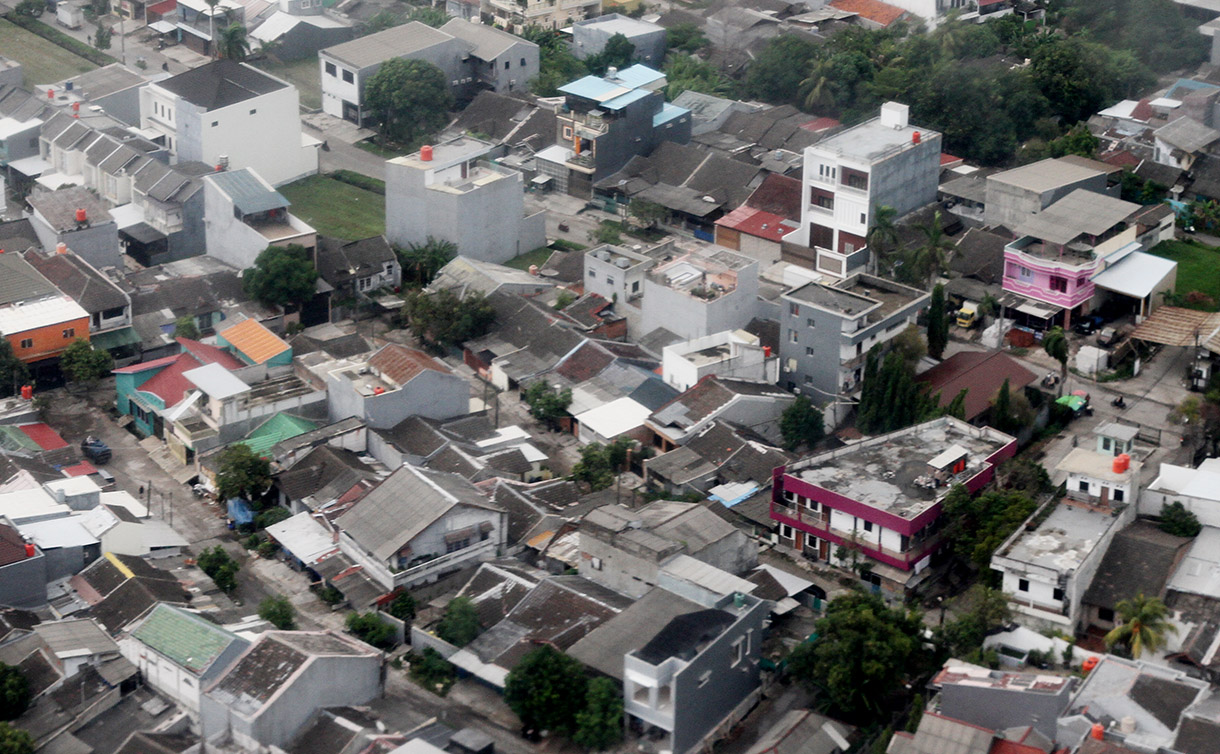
80,436,111,464
1074,315,1105,336
1097,327,1120,347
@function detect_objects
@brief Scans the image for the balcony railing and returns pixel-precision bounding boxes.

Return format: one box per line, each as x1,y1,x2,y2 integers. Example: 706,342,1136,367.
391,539,496,587
772,500,941,567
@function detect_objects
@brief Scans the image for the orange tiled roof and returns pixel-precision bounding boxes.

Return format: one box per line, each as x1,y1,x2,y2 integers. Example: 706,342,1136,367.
219,318,290,364
367,343,450,386
829,0,907,26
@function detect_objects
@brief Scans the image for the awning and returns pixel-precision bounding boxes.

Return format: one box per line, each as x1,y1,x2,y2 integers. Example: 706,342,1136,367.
91,327,141,351
6,155,51,177
148,19,177,33
1015,300,1062,320
37,172,84,190
120,222,166,245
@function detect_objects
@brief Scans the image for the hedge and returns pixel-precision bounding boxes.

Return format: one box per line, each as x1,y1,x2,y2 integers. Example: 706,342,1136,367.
328,169,386,195
5,13,117,67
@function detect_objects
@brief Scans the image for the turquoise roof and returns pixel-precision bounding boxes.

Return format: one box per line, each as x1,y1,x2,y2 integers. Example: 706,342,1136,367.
242,413,318,457
559,64,665,103
654,103,689,127
131,604,242,674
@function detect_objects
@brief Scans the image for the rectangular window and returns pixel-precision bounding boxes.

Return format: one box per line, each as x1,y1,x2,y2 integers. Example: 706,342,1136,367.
1114,488,1125,502
19,338,32,349
631,281,639,293
789,302,800,316
1018,578,1029,592
591,557,602,570
1102,438,1112,451
731,636,746,667
1019,266,1034,282
504,60,510,69
863,520,874,532
249,109,257,115
325,62,336,76
1053,588,1065,602
520,57,527,66
805,347,814,356
1099,607,1115,622
62,328,74,338
779,524,793,539
563,125,573,140
859,213,866,224
211,121,218,127
1049,276,1067,293
789,329,798,343
1079,480,1089,492
342,69,354,83
841,167,868,190
445,538,470,553
806,318,815,328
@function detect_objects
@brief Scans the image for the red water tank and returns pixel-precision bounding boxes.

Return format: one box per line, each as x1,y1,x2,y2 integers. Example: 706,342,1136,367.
47,89,54,99
75,208,87,224
56,242,68,255
1082,655,1099,674
72,101,80,113
420,145,433,162
1113,453,1130,473
763,346,771,358
373,386,385,395
528,265,539,276
912,131,921,144
1091,724,1104,741
20,385,33,400
24,543,35,557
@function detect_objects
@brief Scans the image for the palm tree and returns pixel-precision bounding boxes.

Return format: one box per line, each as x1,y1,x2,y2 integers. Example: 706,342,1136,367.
866,204,899,275
907,210,953,288
1105,594,1176,659
799,61,834,113
1042,326,1069,395
216,22,250,61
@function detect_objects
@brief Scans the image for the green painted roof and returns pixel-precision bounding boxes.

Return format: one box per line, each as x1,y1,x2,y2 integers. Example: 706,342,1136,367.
131,604,241,674
0,426,41,453
243,413,319,458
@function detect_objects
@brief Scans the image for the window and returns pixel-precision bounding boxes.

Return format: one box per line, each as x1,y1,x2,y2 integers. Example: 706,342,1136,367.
805,347,814,356
445,538,470,553
731,635,746,667
779,524,793,539
19,338,32,349
697,671,711,688
1079,480,1089,492
789,329,798,343
1049,275,1067,293
863,520,874,532
1101,438,1112,451
588,268,595,277
1053,588,1065,602
591,556,602,570
1114,488,1125,502
631,281,639,293
358,277,373,292
211,121,218,127
563,126,573,140
806,317,815,328
504,60,510,69
606,275,614,284
325,62,337,76
520,57,527,66
342,69,354,83
62,328,74,338
1018,578,1029,592
1019,265,1034,282
1099,607,1115,622
249,109,257,115
859,213,866,224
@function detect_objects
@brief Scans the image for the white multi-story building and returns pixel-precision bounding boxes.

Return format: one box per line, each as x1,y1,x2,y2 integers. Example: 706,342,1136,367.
140,59,319,187
785,102,941,279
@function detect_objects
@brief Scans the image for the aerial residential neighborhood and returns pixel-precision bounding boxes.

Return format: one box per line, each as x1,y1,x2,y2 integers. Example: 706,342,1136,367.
3,1,1220,754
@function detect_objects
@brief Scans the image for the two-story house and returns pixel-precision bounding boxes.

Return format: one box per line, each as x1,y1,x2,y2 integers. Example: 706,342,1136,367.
771,417,1016,598
484,0,600,33
537,64,690,199
0,252,90,374
1001,189,1142,329
23,247,136,363
785,102,941,279
325,342,470,428
639,242,759,342
140,60,319,187
335,464,506,590
315,236,401,319
779,274,927,426
26,187,122,271
319,20,539,126
202,168,317,270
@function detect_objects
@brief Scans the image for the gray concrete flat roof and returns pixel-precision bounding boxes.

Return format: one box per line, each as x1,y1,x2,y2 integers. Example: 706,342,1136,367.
998,502,1116,574
811,117,937,163
987,157,1103,193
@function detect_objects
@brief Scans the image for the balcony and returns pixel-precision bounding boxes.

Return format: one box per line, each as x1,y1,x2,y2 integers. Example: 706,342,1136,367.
391,539,497,587
771,500,942,569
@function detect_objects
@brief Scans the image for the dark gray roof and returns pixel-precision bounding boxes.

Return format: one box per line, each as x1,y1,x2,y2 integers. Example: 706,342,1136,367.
0,252,61,305
628,377,680,411
0,218,41,253
377,415,449,458
275,445,376,504
90,577,192,634
1175,716,1220,754
1129,674,1199,729
635,608,735,664
207,168,290,214
315,236,396,287
156,59,287,111
24,249,129,314
1083,521,1191,611
951,228,1008,285
568,587,705,679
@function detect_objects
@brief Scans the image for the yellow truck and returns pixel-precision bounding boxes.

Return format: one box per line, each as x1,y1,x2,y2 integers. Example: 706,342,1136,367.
956,301,978,329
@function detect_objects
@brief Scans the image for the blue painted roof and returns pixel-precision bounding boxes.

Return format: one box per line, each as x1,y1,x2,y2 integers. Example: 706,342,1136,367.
603,88,651,111
558,64,665,103
613,64,665,89
653,103,688,128
1165,78,1220,100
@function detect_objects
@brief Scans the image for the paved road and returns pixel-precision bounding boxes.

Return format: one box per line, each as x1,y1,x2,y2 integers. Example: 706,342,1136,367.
308,121,389,180
32,12,208,81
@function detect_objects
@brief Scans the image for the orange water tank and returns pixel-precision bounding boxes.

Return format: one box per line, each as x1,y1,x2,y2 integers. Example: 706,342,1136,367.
1082,655,1099,674
75,208,87,224
912,131,921,144
420,145,433,161
1090,724,1104,741
24,543,35,557
56,242,68,255
20,385,33,400
1112,453,1130,473
373,386,385,395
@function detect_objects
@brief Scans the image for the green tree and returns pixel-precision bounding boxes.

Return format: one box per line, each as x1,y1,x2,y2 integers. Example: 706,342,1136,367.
358,10,403,35
574,676,623,751
588,221,622,246
407,5,448,27
346,612,396,649
927,284,948,360
937,584,1011,658
905,212,953,288
398,237,457,286
1105,593,1176,658
1159,501,1202,537
522,382,573,430
59,339,114,388
628,198,667,229
13,0,44,17
744,35,821,105
254,506,290,530
867,205,900,275
0,723,33,754
216,22,251,60
243,245,318,309
780,395,825,451
364,58,454,146
173,316,200,340
663,54,736,99
436,596,481,647
585,33,636,76
943,388,968,420
215,443,272,504
387,590,417,623
941,486,1039,570
504,645,588,736
1042,326,1069,393
666,23,708,55
524,26,587,97
991,378,1014,434
93,23,111,51
571,438,633,491
905,693,924,733
197,545,240,594
857,348,939,434
0,339,29,398
787,591,927,720
0,665,29,721
1047,123,1099,158
402,289,495,348
258,594,296,629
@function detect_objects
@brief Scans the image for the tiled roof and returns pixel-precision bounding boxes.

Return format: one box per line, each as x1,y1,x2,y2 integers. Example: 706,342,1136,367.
0,253,62,306
829,0,906,25
0,522,29,567
178,337,245,370
131,604,241,674
555,341,614,382
23,250,128,315
1084,520,1192,610
917,351,1037,421
744,173,802,218
716,206,794,243
219,318,290,364
18,423,68,451
367,343,450,386
91,576,191,633
134,353,204,406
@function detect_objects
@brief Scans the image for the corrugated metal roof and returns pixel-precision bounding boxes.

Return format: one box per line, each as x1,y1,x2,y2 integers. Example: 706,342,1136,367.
244,413,318,457
0,254,61,306
207,168,289,215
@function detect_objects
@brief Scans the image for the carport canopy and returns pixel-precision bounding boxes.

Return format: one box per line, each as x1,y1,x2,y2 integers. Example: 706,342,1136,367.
1128,306,1220,350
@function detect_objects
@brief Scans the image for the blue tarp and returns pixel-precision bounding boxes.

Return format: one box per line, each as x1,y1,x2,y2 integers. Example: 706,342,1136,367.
227,498,254,525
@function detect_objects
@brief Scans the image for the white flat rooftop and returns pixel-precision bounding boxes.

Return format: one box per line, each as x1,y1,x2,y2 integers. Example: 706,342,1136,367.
998,502,1116,574
0,296,88,335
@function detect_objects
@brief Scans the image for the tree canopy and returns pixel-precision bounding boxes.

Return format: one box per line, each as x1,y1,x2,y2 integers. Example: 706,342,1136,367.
1105,593,1176,658
585,33,635,77
173,316,200,340
401,289,495,348
197,545,240,594
0,723,32,754
398,237,456,286
926,284,948,360
787,591,927,720
364,58,454,146
0,665,29,721
780,395,825,451
523,26,587,96
857,347,940,434
571,438,634,491
258,595,296,630
522,382,572,430
1159,501,1202,538
59,339,113,387
216,23,250,61
346,612,396,649
215,443,272,504
941,485,1039,570
243,245,318,309
573,677,624,751
504,645,588,736
0,340,28,399
436,597,481,647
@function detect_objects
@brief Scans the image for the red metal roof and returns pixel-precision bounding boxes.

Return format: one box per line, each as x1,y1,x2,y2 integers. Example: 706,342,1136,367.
917,351,1037,421
113,353,182,375
136,353,204,406
147,0,177,13
178,337,243,370
18,423,68,450
368,343,450,386
941,152,964,166
716,206,792,243
1131,99,1154,122
828,0,906,26
62,461,98,477
1101,150,1141,168
745,173,802,219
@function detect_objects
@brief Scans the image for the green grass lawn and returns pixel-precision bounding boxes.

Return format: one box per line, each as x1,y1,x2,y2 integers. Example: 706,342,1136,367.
505,246,561,271
280,175,384,241
253,57,321,109
0,18,97,86
1149,239,1220,308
